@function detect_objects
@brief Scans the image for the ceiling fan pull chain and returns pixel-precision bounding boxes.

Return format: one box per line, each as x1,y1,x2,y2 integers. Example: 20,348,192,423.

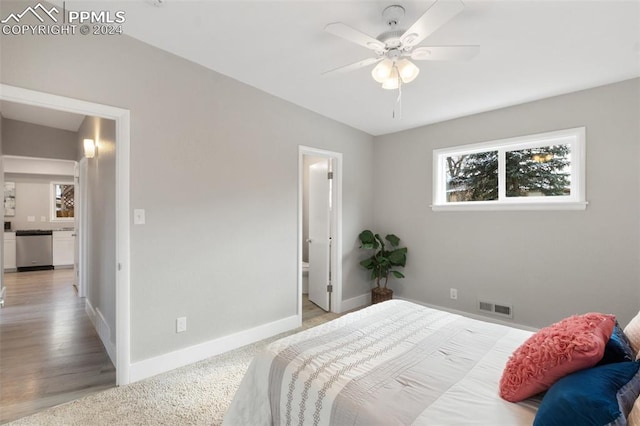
393,79,403,119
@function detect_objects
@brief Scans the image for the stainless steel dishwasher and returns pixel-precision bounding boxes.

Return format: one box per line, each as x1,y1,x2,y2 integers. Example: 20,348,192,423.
16,230,54,272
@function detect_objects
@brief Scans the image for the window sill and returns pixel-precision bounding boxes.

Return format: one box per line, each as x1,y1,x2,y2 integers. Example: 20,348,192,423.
431,201,588,212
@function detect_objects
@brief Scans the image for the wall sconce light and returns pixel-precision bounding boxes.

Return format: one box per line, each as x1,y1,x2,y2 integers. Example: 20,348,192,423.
83,139,96,158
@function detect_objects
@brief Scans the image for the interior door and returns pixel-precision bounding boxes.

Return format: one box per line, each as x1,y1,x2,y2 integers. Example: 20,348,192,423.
308,159,331,311
75,159,88,298
73,163,80,293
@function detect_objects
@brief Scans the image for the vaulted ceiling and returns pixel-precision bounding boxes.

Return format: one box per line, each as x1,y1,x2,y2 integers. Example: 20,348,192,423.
35,1,640,135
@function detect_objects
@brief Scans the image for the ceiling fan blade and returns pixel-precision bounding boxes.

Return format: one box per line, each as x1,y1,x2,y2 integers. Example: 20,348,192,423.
410,45,480,61
322,57,382,75
400,0,465,48
325,22,386,52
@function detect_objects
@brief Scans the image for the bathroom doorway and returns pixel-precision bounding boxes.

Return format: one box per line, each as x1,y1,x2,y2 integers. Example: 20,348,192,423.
298,146,342,318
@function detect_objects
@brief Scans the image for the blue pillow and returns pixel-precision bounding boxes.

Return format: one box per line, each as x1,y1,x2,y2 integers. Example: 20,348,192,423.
533,361,640,426
598,322,635,365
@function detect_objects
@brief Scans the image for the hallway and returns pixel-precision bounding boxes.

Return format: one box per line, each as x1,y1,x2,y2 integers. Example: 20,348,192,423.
0,269,115,423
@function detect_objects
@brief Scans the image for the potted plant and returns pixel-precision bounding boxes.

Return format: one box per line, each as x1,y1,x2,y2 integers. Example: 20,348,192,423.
358,230,407,304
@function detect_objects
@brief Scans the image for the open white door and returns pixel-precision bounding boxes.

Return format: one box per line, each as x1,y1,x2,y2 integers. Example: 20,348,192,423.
73,162,80,294
76,158,88,298
308,159,331,311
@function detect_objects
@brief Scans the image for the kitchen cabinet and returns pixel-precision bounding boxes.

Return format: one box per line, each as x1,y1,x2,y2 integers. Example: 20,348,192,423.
53,231,75,267
4,232,16,271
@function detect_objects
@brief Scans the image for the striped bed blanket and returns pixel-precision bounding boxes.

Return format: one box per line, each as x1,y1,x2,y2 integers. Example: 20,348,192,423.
223,300,539,425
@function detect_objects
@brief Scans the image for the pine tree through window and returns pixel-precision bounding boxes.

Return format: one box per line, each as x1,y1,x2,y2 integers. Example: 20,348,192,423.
433,128,586,211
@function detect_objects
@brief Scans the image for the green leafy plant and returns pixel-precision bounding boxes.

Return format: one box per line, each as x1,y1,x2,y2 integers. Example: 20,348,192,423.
358,230,407,289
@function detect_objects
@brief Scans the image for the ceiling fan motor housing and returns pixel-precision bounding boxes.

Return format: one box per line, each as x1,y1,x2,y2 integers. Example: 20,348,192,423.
377,30,404,49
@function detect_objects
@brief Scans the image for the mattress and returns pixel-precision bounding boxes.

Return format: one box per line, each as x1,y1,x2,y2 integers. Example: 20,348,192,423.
223,300,539,425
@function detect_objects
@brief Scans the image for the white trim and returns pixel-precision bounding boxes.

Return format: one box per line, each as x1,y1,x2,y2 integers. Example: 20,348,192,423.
129,315,299,383
431,201,588,212
96,308,116,364
49,180,74,222
395,296,539,332
3,155,76,175
0,84,132,385
432,127,586,210
78,158,88,298
85,296,96,322
85,298,116,365
340,293,371,313
298,146,343,316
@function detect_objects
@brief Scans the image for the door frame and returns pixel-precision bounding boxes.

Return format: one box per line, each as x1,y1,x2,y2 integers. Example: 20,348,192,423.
298,146,342,317
0,84,131,386
77,158,89,299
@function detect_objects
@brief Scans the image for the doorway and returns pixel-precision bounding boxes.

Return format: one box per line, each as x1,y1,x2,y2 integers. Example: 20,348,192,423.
298,146,342,319
0,84,131,386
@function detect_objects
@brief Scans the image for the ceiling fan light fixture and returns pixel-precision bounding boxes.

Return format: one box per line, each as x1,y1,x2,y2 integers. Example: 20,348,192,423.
371,59,394,83
381,66,400,90
397,59,420,83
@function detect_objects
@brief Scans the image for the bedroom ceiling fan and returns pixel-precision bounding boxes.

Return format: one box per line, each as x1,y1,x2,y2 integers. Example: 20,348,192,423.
324,0,479,90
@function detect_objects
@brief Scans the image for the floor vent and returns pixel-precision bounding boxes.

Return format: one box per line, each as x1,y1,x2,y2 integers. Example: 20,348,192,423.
478,299,513,319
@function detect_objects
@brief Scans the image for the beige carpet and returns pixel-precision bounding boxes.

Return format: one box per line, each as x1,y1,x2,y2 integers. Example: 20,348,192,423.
8,313,340,426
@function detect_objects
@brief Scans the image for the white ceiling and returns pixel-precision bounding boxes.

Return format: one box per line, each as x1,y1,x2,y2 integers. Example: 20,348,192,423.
48,1,640,135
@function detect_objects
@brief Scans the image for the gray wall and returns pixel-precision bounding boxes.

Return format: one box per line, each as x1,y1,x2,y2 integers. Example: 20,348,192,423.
78,116,116,346
2,118,78,160
373,78,640,328
3,173,74,231
0,1,374,362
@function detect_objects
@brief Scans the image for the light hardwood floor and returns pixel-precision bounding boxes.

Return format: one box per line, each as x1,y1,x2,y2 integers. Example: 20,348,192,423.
302,294,329,322
0,269,115,424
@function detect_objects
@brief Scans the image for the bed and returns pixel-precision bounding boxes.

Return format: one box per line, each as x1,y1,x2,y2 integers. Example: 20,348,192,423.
223,300,540,425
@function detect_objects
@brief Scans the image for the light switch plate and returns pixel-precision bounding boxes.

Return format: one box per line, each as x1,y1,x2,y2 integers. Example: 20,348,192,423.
27,216,35,222
176,317,187,333
133,209,145,225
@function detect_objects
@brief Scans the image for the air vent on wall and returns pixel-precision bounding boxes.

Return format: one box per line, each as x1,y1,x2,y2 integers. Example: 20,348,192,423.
478,299,513,319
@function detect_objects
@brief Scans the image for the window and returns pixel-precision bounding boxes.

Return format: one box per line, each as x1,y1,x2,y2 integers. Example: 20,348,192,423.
432,127,586,211
51,182,75,221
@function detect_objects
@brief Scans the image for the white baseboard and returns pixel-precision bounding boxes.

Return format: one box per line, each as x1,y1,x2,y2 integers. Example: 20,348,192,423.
395,296,538,332
340,292,371,313
96,308,116,364
85,298,96,322
85,299,116,365
129,314,300,383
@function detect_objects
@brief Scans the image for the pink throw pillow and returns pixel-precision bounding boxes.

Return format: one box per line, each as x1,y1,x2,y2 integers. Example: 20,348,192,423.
499,313,616,402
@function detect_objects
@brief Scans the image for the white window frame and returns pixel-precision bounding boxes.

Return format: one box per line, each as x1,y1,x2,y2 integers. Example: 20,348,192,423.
432,127,587,211
50,181,75,221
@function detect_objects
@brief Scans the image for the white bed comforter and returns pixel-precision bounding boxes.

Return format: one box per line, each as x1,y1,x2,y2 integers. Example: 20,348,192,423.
224,300,539,426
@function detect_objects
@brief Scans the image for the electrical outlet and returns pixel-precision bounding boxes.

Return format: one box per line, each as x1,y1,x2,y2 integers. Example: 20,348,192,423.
176,317,187,333
450,288,458,300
